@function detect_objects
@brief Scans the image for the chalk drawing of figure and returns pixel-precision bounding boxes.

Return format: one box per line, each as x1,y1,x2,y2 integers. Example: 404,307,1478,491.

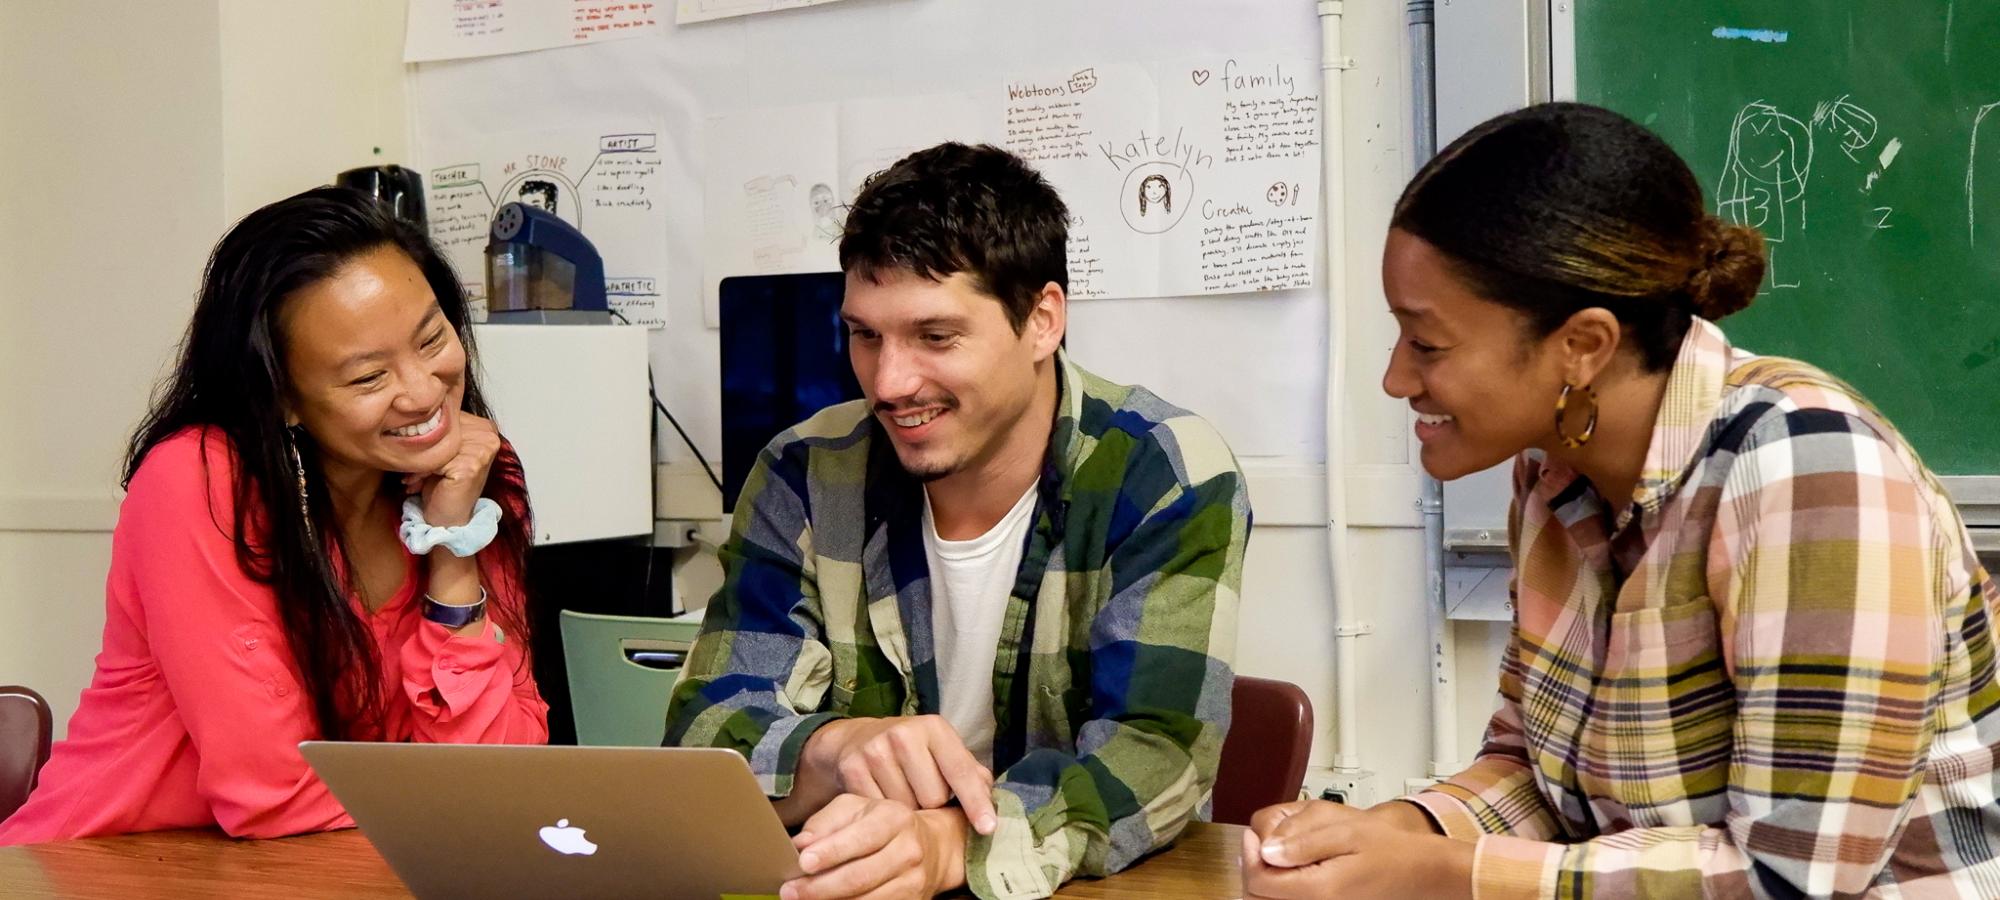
1717,100,1813,289
1969,102,2000,248
1812,95,1879,162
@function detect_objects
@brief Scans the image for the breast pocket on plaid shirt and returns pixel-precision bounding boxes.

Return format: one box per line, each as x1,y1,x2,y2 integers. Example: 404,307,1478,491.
830,676,906,718
1579,597,1736,828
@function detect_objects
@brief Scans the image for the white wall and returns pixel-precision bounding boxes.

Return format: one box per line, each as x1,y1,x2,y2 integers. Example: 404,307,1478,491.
218,1,411,221
0,0,407,738
0,0,225,739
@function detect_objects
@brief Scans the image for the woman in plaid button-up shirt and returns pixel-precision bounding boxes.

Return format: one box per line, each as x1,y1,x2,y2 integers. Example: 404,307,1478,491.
1242,103,2000,899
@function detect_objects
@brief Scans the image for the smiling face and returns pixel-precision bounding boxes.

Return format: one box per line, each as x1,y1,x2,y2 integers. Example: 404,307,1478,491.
280,244,468,480
1141,177,1167,204
1731,105,1810,184
1379,229,1573,480
841,269,1061,484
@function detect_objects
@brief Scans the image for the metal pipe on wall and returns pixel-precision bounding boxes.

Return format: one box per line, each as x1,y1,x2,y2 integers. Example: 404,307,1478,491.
1317,0,1363,777
1406,0,1461,780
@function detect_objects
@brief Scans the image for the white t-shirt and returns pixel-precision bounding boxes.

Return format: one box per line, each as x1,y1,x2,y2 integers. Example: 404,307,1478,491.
921,484,1039,767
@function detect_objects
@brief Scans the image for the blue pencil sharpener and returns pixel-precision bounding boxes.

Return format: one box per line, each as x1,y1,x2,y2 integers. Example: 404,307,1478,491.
484,202,610,324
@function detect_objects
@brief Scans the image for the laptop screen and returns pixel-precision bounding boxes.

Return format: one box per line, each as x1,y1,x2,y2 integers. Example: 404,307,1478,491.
717,272,863,513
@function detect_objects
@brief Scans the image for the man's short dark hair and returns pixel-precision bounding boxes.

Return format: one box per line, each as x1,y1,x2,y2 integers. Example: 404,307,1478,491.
839,143,1068,334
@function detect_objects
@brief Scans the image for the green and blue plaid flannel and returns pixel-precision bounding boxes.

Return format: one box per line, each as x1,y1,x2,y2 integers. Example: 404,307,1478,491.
664,351,1250,899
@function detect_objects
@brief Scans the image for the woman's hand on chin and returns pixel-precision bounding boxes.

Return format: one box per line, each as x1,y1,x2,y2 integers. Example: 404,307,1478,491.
401,411,499,527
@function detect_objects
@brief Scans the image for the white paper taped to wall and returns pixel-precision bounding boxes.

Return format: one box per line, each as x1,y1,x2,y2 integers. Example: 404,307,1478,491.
406,0,661,63
423,126,671,328
676,0,852,26
1007,56,1323,299
701,96,986,326
699,104,844,326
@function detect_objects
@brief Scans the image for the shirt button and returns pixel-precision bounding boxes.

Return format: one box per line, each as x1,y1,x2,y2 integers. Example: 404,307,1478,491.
843,678,857,690
244,638,259,650
274,685,289,697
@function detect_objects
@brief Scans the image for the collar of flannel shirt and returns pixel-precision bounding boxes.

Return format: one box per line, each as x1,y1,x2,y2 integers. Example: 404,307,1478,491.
1625,318,1735,528
859,347,1085,540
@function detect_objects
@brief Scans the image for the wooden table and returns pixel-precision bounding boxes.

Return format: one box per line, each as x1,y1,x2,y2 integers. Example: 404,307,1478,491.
0,822,1243,899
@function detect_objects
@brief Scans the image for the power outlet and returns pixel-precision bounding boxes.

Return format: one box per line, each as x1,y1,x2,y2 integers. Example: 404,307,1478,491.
1308,770,1379,806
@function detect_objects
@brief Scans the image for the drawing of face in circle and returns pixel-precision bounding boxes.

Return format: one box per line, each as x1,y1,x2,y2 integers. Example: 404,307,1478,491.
1139,175,1170,214
518,180,558,214
499,170,582,227
1118,162,1195,235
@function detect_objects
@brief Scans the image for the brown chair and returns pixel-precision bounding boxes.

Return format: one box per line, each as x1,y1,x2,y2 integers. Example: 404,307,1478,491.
0,685,54,823
1211,675,1314,827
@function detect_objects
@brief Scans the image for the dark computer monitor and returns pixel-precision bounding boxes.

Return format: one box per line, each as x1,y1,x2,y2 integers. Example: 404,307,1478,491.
718,273,864,513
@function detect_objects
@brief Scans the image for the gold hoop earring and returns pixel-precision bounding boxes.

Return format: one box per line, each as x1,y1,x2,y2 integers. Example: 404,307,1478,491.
1555,383,1598,449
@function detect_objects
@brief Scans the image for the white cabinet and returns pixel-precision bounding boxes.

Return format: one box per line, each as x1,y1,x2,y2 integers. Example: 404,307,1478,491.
470,325,652,544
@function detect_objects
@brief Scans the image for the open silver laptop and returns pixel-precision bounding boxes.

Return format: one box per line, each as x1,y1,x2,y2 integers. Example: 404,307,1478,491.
300,742,801,900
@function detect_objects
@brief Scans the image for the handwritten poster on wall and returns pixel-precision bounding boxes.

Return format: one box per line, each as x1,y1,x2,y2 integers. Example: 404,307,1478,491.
698,55,1319,318
424,126,670,327
406,0,660,63
1003,56,1322,299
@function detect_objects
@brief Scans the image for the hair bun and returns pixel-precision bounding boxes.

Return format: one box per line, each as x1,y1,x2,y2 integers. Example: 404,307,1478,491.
1685,218,1766,320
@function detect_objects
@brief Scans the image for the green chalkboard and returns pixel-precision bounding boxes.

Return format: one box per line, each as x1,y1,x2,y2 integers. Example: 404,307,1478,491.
1577,1,2000,474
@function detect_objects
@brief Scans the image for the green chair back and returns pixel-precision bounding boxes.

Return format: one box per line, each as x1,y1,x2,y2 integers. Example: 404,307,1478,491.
558,609,702,747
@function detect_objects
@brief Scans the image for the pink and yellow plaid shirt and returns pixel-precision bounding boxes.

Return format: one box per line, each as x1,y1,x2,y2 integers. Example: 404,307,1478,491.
1410,319,2000,898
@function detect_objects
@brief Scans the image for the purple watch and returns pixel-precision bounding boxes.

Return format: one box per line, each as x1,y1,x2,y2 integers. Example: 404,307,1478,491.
422,588,487,629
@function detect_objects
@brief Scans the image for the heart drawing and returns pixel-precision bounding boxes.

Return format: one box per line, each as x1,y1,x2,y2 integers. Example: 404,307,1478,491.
1190,69,1211,86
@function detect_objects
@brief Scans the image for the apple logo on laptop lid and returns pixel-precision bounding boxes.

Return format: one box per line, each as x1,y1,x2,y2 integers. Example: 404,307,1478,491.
538,819,599,856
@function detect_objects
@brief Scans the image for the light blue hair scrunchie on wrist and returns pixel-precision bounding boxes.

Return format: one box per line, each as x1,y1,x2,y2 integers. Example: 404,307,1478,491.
400,497,503,558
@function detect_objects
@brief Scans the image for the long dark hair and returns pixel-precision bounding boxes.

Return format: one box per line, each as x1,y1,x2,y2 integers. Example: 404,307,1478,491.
1392,102,1768,371
126,186,536,740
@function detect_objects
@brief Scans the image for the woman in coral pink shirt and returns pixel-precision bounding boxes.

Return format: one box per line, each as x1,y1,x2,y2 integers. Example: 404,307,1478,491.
0,188,549,845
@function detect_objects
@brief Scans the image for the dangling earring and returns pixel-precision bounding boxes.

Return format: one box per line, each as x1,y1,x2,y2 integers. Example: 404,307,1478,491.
287,426,315,541
1554,383,1598,449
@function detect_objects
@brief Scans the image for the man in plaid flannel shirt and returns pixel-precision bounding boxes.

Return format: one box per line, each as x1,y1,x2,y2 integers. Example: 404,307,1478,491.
664,143,1251,899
